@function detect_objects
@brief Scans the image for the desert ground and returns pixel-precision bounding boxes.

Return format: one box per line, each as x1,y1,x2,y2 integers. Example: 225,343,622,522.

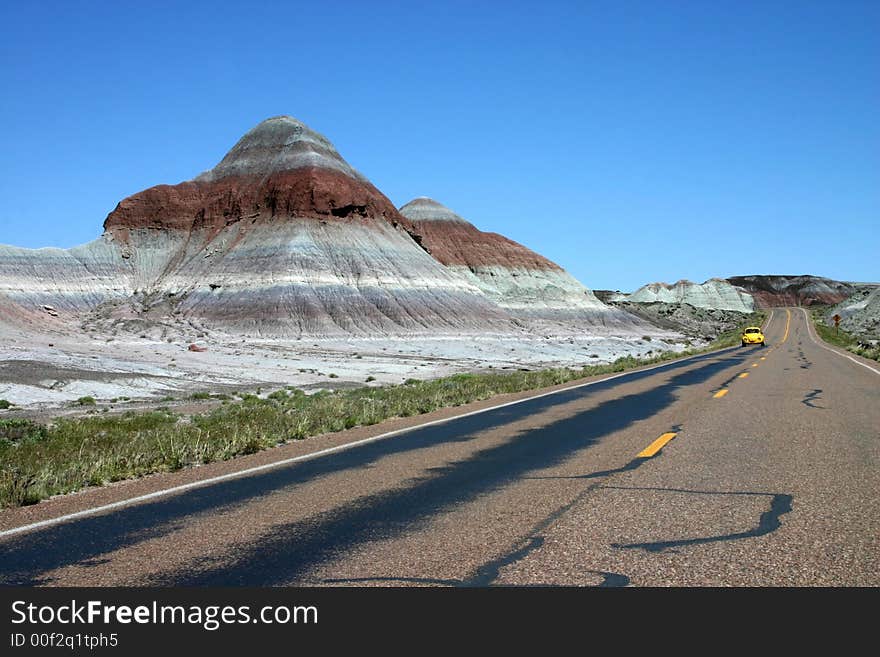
0,319,690,421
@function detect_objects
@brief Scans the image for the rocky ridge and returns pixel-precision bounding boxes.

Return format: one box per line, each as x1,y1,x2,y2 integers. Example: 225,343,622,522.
611,301,757,341
627,278,755,313
828,286,880,338
727,275,854,308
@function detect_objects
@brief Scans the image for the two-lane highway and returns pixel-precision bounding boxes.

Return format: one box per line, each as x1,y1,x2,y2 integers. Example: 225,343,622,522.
1,308,877,586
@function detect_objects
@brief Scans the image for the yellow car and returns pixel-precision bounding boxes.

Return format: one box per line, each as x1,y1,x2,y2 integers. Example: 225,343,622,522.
741,326,765,347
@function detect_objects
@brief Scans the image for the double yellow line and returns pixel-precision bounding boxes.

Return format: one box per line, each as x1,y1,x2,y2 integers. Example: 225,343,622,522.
780,308,791,345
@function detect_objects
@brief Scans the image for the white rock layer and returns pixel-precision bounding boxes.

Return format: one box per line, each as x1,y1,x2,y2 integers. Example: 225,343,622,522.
830,286,880,338
629,278,755,313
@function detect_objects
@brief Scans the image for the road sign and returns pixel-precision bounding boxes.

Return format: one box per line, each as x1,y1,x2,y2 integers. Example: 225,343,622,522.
833,314,841,325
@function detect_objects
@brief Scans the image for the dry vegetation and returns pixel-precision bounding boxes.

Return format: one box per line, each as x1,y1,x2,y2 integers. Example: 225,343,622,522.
0,313,764,508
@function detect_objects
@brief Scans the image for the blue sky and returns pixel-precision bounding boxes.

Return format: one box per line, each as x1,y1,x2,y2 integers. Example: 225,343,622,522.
1,0,877,291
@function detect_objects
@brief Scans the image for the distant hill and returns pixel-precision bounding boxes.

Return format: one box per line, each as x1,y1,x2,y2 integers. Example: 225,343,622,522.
726,275,854,308
626,279,754,313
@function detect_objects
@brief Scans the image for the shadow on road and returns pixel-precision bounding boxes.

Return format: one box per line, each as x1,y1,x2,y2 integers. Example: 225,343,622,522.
605,485,793,553
0,349,748,586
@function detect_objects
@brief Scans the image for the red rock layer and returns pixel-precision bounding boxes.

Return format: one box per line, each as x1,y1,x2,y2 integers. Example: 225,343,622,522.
744,290,850,308
103,167,415,237
408,219,561,271
727,275,853,308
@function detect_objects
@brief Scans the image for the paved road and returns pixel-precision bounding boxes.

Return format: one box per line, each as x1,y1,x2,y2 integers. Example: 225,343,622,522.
1,308,877,586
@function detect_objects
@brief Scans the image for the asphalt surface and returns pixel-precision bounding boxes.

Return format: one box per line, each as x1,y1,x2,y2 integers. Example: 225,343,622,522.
1,308,877,586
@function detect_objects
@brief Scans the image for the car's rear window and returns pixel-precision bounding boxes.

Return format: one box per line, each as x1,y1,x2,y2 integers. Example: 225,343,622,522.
745,328,761,334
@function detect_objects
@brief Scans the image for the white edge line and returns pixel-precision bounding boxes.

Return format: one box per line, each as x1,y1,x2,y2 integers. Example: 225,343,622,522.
0,344,739,539
800,308,880,376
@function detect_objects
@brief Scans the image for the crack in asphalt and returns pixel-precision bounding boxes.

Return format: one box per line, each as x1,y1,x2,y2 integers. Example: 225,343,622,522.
350,429,688,588
795,344,813,370
440,426,683,586
608,488,794,553
462,453,656,586
801,388,825,409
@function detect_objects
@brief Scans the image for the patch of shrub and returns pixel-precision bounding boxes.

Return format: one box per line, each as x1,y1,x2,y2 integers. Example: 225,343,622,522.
0,467,39,506
0,418,48,444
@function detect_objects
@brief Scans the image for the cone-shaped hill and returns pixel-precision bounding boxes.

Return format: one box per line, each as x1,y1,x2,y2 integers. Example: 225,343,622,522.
2,117,514,336
400,197,649,330
1,116,649,338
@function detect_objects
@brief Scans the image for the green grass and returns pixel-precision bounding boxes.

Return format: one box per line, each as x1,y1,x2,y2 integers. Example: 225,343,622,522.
0,418,49,445
810,308,880,362
0,399,12,410
189,392,232,401
0,314,765,508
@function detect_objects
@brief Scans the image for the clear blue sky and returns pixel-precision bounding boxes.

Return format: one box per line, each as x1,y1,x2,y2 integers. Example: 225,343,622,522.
1,0,877,291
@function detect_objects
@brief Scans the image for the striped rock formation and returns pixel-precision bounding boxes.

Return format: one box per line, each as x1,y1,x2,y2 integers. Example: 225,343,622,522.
726,275,854,308
0,239,129,330
1,117,513,336
628,278,755,313
399,197,647,330
0,116,660,341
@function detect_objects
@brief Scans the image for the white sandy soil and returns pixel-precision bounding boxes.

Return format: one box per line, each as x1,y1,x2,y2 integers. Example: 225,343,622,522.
0,321,690,415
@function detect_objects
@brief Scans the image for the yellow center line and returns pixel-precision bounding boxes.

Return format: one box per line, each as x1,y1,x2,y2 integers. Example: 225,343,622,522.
781,308,791,344
713,389,729,398
738,372,749,378
752,363,759,367
760,357,766,360
638,432,677,458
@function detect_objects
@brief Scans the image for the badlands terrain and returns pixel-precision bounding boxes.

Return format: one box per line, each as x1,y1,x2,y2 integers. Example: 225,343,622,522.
0,116,681,415
1,116,874,419
829,285,880,339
